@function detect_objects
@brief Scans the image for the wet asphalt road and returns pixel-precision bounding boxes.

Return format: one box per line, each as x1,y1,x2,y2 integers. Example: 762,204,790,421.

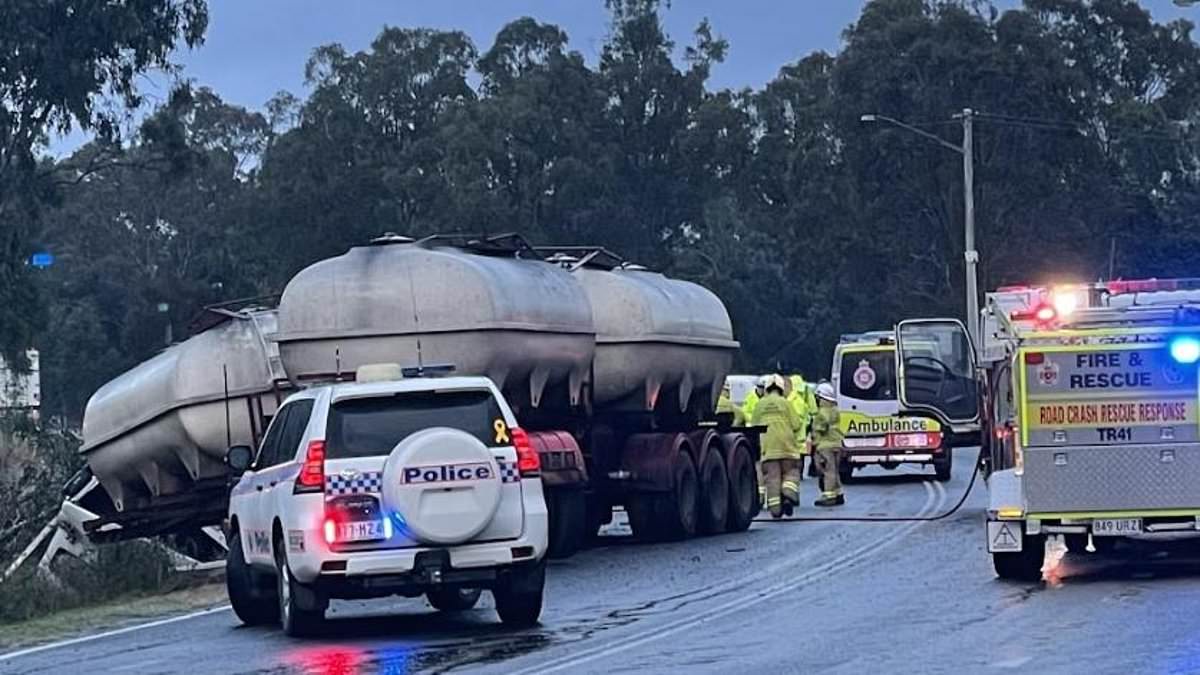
4,450,1200,675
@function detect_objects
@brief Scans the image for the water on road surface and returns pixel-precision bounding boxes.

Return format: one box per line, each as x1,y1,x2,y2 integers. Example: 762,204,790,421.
4,451,1200,675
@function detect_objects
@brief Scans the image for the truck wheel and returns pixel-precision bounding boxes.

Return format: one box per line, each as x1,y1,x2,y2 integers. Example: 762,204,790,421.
724,441,757,533
657,448,699,540
428,587,483,612
993,534,1045,582
627,495,661,541
494,561,545,628
275,541,326,637
934,449,953,482
697,448,730,536
226,529,278,626
545,487,586,559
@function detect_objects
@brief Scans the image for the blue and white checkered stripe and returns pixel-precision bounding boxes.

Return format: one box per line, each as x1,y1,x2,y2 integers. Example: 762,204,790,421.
497,459,520,484
325,471,383,496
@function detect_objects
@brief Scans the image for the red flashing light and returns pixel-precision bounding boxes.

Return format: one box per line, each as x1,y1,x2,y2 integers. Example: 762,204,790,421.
1025,352,1045,365
295,440,326,493
512,428,541,477
1035,305,1056,322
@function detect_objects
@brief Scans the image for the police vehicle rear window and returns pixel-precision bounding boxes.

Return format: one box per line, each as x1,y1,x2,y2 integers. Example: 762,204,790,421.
326,390,504,459
840,350,896,401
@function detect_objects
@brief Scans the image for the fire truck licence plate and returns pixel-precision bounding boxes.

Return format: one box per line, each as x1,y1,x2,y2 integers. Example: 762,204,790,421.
339,520,385,542
1092,518,1141,536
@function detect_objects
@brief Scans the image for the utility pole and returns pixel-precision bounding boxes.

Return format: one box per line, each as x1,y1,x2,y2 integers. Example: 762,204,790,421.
957,108,979,350
859,108,981,352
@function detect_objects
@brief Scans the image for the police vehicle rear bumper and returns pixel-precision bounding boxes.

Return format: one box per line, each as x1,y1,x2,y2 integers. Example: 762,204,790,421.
288,524,548,587
312,555,545,600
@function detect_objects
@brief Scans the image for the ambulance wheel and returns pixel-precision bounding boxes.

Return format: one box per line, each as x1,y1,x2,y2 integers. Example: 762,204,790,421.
428,587,483,612
545,487,586,560
934,449,953,482
725,442,757,533
807,457,821,478
275,537,326,637
993,534,1045,582
697,448,730,536
226,528,278,626
838,460,854,485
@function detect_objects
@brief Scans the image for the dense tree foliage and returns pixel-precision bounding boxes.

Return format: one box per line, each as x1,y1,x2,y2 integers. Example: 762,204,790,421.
20,0,1200,422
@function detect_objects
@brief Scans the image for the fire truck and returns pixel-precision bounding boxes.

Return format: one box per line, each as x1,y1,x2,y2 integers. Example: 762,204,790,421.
977,280,1200,580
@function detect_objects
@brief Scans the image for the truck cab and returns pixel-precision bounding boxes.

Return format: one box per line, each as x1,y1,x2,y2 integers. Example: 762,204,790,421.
832,324,980,482
982,281,1200,581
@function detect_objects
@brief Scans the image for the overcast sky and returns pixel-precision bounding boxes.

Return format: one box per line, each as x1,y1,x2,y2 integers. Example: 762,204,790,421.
51,0,1198,153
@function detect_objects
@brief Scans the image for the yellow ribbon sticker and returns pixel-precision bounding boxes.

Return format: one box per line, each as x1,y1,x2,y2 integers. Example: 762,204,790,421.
493,419,510,444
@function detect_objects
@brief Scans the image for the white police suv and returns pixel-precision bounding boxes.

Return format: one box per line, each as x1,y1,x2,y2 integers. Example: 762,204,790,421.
223,366,549,636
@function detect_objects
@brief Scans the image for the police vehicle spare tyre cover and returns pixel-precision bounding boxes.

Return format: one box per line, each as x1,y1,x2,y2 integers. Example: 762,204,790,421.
381,427,504,545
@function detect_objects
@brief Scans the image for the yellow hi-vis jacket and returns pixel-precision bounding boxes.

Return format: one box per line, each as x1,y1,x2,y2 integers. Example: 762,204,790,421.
812,403,845,451
742,389,761,422
786,375,813,448
716,391,746,426
752,392,805,461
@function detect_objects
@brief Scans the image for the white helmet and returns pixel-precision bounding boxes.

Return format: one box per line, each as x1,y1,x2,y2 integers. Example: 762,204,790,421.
756,375,772,389
816,382,836,402
765,374,787,393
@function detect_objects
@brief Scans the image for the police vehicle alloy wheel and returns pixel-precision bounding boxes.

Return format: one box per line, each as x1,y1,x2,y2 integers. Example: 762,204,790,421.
494,561,546,628
275,543,325,637
697,448,730,536
225,528,278,626
992,533,1045,582
428,587,483,612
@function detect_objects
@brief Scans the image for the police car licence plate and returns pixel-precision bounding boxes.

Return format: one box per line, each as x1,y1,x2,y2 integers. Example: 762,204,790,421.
1092,518,1141,536
338,520,385,542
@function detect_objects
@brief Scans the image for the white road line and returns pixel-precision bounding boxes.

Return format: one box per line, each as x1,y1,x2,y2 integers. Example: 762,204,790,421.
0,604,231,663
521,480,947,674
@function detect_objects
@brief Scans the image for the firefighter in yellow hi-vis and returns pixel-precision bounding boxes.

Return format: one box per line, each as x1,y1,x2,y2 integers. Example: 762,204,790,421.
812,382,846,507
752,374,805,518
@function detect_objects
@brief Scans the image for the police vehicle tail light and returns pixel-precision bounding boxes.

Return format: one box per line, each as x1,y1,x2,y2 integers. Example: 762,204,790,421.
512,428,541,477
323,518,337,546
294,440,326,494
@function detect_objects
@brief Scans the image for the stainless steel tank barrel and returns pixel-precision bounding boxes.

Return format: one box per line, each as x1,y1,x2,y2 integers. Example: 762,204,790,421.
571,265,737,412
273,237,596,409
80,310,284,510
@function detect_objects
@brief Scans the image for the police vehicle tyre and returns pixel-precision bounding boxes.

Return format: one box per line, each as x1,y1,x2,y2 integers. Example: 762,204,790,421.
657,449,700,540
545,487,587,559
275,543,325,637
992,534,1045,582
697,448,730,536
494,561,546,628
427,587,483,612
724,442,757,533
933,449,953,482
226,529,278,626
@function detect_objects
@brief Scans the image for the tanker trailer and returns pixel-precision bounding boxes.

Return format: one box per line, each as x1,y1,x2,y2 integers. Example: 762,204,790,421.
68,308,288,545
274,234,760,558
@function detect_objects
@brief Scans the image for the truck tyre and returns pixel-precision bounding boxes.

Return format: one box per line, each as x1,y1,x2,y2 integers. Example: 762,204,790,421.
724,440,757,533
697,447,730,536
934,449,953,482
657,448,699,540
226,529,278,626
495,561,545,628
275,540,326,637
993,534,1045,583
627,494,661,541
545,487,586,559
428,587,483,612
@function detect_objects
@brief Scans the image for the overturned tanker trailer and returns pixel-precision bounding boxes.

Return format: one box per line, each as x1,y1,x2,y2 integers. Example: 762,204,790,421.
26,233,757,574
274,234,760,556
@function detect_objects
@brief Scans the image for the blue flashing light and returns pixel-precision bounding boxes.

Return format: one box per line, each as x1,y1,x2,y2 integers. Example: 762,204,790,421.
1170,336,1200,365
382,514,394,540
29,252,54,268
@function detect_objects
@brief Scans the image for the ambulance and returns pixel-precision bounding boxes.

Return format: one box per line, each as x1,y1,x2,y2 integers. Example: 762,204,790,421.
831,330,977,483
977,280,1200,581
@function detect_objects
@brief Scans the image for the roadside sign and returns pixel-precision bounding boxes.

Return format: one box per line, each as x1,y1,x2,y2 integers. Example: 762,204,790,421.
987,521,1022,553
